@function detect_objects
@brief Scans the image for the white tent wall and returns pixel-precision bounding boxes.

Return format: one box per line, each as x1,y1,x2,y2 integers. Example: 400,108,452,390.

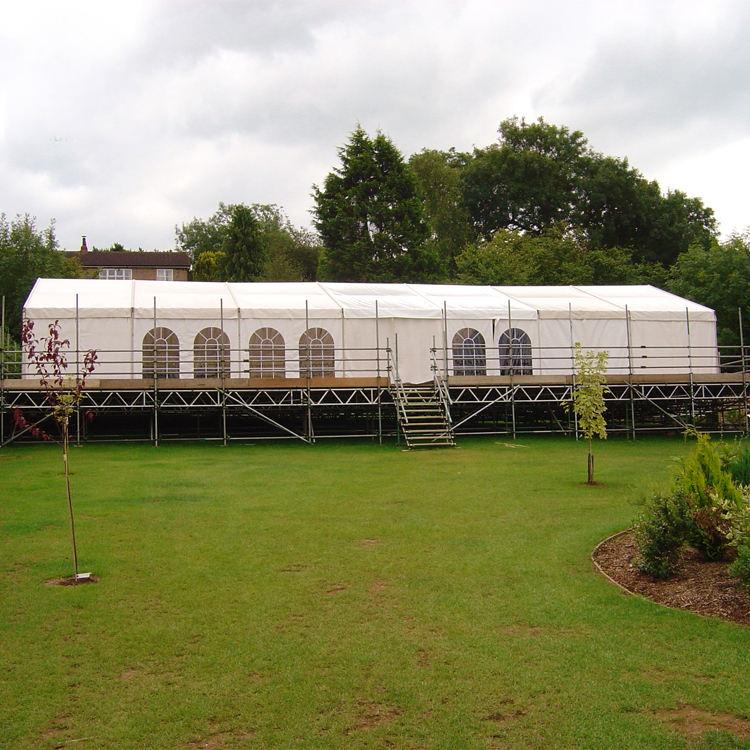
20,279,719,382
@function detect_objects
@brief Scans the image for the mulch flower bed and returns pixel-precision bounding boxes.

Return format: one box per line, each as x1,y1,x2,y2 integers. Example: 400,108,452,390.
593,531,750,627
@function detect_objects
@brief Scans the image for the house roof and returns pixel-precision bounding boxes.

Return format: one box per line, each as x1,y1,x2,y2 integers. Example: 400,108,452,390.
65,250,191,269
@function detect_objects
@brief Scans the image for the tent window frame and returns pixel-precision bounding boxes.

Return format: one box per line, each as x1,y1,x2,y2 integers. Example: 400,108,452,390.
498,327,533,375
142,327,180,379
248,327,286,378
193,326,230,378
299,327,334,378
452,327,487,376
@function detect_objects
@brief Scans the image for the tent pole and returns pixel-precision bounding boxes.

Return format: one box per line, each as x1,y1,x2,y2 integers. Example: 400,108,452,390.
305,299,313,442
686,307,695,426
0,295,5,448
508,300,516,439
220,298,227,446
341,308,346,378
75,293,81,446
625,305,636,440
568,303,579,440
153,296,159,447
739,307,748,435
375,300,382,445
442,301,448,380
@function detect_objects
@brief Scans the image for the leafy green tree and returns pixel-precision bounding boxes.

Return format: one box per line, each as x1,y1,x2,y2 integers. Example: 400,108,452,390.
192,250,226,281
313,126,437,282
566,343,609,485
0,214,82,338
462,117,589,238
409,148,474,275
221,204,267,282
668,235,750,347
455,227,665,286
176,203,320,281
461,117,717,266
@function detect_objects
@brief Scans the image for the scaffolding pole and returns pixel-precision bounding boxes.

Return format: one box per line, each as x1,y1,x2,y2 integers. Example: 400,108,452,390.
153,297,159,447
375,300,382,444
0,295,5,448
625,305,636,440
740,307,748,435
686,307,696,426
568,303,579,440
220,298,227,446
75,293,81,446
508,300,516,439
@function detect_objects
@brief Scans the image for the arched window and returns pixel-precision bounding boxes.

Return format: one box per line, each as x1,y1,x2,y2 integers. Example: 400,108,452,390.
498,328,533,375
249,327,285,378
142,327,180,379
299,327,334,377
194,327,230,378
452,328,486,376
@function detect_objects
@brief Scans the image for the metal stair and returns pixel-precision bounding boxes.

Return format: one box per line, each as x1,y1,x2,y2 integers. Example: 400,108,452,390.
392,382,455,449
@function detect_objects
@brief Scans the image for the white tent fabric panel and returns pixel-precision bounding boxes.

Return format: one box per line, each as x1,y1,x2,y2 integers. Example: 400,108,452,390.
496,285,624,319
576,285,715,321
229,282,342,318
25,278,133,318
409,284,537,320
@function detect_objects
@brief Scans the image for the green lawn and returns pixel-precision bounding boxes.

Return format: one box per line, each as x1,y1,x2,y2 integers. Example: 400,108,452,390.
2,437,750,749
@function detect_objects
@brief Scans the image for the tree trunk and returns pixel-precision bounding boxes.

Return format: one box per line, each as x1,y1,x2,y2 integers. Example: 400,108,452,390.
587,440,594,485
62,419,79,581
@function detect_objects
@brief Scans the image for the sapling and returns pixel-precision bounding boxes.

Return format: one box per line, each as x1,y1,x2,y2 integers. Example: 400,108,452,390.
565,342,609,484
13,319,97,582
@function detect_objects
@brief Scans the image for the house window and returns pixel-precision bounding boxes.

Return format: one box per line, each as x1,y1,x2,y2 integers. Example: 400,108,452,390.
249,328,285,378
156,268,174,281
194,327,230,378
299,328,334,377
498,328,533,375
98,268,132,280
142,327,180,379
452,328,486,376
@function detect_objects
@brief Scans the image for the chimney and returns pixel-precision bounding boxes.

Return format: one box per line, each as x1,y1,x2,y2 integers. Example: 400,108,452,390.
81,235,88,254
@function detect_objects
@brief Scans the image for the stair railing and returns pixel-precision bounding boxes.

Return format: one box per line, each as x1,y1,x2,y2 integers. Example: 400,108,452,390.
431,347,454,441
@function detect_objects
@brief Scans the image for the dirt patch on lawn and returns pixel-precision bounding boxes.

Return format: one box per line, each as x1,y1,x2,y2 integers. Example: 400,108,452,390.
654,703,750,741
482,698,527,723
593,530,750,627
357,538,381,548
187,728,256,749
344,700,402,734
44,574,99,587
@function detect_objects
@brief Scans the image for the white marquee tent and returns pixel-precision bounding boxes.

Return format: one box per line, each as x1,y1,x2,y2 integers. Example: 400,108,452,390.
23,279,718,382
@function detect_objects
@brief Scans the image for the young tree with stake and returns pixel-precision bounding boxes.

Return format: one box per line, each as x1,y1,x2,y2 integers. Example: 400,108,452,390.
13,320,97,582
566,342,609,484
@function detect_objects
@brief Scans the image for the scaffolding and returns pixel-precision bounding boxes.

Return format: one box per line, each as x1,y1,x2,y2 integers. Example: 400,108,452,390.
2,297,749,447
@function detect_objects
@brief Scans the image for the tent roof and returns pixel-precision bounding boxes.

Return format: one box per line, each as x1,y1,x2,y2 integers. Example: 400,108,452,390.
24,279,715,322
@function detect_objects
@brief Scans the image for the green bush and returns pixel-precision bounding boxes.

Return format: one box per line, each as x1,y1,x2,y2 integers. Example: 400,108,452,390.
729,441,750,486
634,435,747,578
729,544,750,591
635,491,689,579
674,434,742,561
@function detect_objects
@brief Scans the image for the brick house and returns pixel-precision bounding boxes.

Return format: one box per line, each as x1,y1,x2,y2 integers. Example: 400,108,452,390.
67,237,191,281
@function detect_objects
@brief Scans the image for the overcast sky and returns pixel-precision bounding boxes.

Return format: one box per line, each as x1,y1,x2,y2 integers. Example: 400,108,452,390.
1,0,748,251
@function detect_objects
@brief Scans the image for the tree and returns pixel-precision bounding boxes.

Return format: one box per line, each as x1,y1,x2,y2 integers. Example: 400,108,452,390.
455,227,665,286
565,343,609,485
221,204,267,282
460,117,717,266
462,117,589,238
668,235,750,347
409,148,474,275
13,320,98,583
176,203,320,281
313,126,437,282
0,214,83,339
